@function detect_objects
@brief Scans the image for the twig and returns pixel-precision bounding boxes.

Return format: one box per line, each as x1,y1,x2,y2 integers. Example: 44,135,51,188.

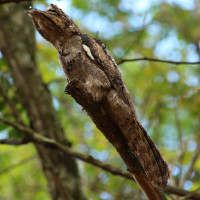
117,57,200,65
181,187,200,200
173,102,183,147
0,155,36,175
165,186,200,200
0,138,29,145
170,85,185,187
169,141,188,186
180,145,200,188
1,116,200,199
0,115,135,180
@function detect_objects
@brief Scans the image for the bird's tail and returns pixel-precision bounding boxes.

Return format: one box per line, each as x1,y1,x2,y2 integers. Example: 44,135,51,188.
136,122,170,190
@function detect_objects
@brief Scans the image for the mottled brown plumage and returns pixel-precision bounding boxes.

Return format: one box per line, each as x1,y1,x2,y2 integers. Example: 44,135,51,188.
28,4,169,191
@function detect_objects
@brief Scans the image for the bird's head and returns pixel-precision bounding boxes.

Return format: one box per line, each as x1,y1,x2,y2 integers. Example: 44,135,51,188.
27,4,80,48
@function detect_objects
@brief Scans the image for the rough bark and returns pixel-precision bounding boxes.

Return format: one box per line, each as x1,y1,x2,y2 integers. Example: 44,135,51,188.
0,2,85,200
28,4,169,200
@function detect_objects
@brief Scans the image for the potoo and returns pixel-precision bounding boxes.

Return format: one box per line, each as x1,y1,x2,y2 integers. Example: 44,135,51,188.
28,4,170,194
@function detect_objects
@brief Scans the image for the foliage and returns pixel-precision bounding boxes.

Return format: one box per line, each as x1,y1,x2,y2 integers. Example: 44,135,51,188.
0,0,200,199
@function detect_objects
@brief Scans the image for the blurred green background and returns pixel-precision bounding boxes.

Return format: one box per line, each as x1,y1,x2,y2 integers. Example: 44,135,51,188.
0,0,200,199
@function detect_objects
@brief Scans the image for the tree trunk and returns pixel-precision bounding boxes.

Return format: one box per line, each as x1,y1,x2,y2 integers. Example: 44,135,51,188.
0,2,86,200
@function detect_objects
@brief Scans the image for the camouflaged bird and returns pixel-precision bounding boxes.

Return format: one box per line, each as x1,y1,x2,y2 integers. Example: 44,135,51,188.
28,4,170,190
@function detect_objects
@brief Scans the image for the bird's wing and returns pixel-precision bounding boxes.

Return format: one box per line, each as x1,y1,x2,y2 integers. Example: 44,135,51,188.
81,34,137,118
81,33,170,189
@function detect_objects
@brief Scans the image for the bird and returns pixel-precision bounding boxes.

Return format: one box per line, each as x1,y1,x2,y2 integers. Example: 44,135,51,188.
28,4,170,191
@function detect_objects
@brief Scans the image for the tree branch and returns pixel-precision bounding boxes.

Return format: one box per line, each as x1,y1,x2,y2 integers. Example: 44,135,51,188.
181,187,200,200
0,116,135,180
117,57,200,65
180,145,200,188
1,116,200,200
165,186,200,200
0,155,36,175
0,138,29,145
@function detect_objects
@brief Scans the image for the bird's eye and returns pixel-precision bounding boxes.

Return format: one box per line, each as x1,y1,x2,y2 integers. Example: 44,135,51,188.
48,9,57,13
